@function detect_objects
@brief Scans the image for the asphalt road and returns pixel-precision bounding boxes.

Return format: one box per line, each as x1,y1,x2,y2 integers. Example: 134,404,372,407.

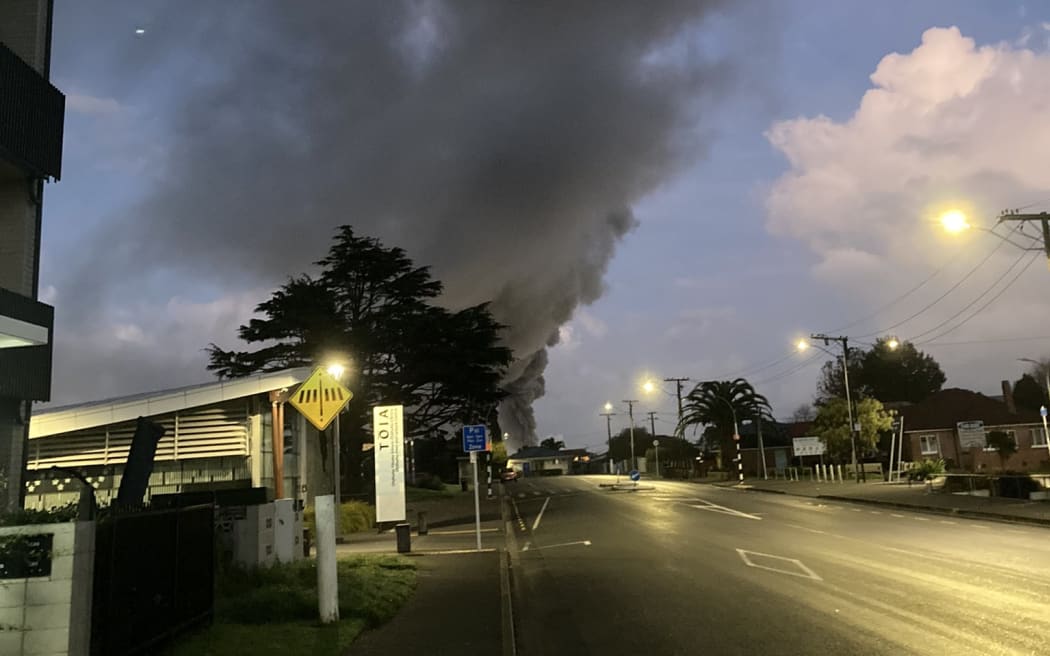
505,475,1050,656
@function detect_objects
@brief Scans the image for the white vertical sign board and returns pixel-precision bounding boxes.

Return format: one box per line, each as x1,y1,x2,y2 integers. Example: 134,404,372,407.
373,405,406,523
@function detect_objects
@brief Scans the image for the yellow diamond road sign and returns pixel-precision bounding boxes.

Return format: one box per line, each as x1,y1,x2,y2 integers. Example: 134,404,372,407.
289,367,353,431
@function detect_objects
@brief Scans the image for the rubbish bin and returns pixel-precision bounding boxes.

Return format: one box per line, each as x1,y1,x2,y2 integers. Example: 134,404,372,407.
396,522,411,553
417,511,428,536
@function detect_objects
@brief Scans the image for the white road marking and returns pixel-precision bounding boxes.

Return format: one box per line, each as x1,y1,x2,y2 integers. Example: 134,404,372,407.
527,540,591,551
532,496,551,531
913,517,930,521
850,508,862,512
423,548,498,555
687,499,762,520
890,513,905,518
869,511,882,515
736,548,822,581
939,520,957,525
522,542,531,552
429,528,501,535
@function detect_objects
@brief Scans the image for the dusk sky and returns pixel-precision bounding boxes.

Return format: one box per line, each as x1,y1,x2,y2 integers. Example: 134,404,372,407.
41,1,1050,451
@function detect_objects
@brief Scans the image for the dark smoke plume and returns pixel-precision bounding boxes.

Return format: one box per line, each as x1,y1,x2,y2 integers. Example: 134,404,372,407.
60,0,751,450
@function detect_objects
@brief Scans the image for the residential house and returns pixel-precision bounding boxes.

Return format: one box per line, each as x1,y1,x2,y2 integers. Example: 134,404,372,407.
899,387,1048,472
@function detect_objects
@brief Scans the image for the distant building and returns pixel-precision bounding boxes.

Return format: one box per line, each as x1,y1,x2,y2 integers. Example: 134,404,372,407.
898,387,1047,472
507,446,572,476
0,0,65,511
24,368,343,510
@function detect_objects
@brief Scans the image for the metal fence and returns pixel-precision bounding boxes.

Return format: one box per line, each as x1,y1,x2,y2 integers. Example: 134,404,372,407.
91,504,215,655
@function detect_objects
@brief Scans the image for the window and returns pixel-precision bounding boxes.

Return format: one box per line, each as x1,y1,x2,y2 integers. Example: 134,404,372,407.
983,430,1016,452
919,434,939,455
1033,427,1048,448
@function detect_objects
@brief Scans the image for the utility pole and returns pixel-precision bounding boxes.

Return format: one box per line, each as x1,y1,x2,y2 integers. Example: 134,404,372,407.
811,333,861,483
646,411,658,437
664,377,690,426
623,399,639,472
600,408,616,473
998,211,1050,265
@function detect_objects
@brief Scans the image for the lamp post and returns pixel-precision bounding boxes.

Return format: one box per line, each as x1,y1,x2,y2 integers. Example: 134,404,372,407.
623,399,638,471
801,335,861,482
326,363,346,525
940,209,1048,263
601,402,616,474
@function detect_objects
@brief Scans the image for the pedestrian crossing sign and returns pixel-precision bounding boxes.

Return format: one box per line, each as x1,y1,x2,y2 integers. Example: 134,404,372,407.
289,367,353,431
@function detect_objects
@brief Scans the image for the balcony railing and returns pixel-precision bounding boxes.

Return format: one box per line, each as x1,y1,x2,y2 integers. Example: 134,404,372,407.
0,41,64,180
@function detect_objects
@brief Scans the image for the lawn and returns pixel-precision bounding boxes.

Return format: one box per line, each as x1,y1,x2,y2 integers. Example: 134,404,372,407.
405,482,461,501
164,555,416,655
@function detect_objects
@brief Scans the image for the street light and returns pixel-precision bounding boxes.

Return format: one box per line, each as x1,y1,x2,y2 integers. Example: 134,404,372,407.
325,361,348,518
799,335,862,482
600,403,616,474
938,209,1048,256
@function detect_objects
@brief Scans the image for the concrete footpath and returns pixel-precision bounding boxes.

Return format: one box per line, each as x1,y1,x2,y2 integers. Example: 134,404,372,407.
341,486,510,655
700,477,1050,526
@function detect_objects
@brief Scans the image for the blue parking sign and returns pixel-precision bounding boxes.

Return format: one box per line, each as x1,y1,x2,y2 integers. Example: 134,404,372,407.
463,425,487,452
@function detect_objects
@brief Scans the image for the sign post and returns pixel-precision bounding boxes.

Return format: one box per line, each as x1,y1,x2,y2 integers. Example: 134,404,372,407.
463,425,487,551
653,439,660,479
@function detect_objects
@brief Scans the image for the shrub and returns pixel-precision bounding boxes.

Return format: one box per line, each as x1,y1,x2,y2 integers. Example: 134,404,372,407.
411,473,446,491
909,459,946,481
0,502,78,527
303,500,376,537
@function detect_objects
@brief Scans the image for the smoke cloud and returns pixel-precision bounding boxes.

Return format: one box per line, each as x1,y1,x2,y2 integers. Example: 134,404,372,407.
57,1,749,450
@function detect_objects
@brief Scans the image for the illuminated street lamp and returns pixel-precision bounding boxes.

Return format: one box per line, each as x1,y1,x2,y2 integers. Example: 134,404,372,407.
600,402,616,473
938,209,1048,257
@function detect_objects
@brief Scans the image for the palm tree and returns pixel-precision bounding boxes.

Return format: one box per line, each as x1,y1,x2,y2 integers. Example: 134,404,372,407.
675,378,771,463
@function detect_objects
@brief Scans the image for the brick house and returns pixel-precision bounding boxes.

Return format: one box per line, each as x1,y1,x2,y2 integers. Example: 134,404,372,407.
899,388,1048,472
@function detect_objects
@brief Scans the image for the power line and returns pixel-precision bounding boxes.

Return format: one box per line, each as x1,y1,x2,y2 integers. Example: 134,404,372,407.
752,352,824,386
906,246,1034,342
923,335,1050,347
917,252,1041,345
853,223,1022,339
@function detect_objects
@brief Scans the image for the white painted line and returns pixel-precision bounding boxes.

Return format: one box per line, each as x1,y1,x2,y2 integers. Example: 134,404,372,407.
429,528,502,535
532,496,551,531
890,513,905,518
687,499,762,520
939,520,957,525
913,517,930,521
869,511,882,515
522,542,531,552
421,548,499,555
971,524,991,529
528,540,591,551
736,548,822,581
850,508,862,512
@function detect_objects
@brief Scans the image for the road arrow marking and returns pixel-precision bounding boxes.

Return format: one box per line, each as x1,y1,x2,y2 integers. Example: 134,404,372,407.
687,500,762,520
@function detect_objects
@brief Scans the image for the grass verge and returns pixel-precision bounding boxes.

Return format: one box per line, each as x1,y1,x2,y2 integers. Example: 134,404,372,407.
406,483,460,501
164,555,416,655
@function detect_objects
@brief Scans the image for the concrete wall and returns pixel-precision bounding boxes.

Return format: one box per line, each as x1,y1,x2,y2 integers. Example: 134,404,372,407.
0,521,94,656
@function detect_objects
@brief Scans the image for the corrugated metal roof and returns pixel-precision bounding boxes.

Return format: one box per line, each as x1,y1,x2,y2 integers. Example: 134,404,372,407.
29,367,312,438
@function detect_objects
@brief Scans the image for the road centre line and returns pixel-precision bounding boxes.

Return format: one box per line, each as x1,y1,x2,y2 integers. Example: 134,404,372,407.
532,496,551,531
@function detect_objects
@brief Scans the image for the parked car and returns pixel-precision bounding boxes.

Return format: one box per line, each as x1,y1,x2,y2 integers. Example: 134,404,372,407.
501,468,518,482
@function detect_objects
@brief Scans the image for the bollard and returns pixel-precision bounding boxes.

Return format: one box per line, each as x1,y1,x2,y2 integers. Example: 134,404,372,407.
837,465,844,482
417,510,428,536
315,495,339,623
302,528,311,558
396,522,412,553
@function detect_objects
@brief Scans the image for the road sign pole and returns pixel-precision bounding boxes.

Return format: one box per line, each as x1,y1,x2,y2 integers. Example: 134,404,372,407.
1041,406,1049,462
471,451,481,551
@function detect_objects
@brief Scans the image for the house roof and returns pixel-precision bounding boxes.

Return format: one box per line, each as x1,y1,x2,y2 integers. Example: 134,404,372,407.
30,367,313,438
899,388,1042,432
508,446,564,459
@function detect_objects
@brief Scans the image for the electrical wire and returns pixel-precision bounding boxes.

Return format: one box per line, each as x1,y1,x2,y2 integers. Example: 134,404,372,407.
751,352,824,386
851,223,1023,339
916,252,1041,345
906,246,1034,342
923,335,1050,347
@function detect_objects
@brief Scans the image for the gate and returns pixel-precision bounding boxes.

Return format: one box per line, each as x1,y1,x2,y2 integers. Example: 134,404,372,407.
91,504,214,655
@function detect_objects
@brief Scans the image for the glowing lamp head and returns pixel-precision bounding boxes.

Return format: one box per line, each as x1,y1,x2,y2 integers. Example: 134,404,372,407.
886,338,900,350
939,209,970,234
326,363,345,379
796,339,810,352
